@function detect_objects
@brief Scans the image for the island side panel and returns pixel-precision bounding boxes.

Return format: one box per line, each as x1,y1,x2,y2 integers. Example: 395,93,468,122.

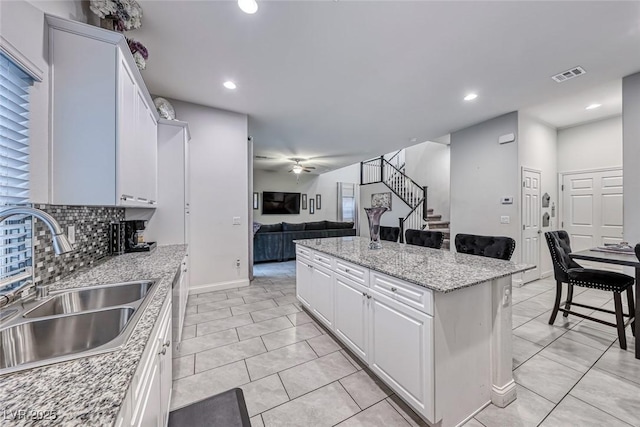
490,275,516,407
433,280,492,426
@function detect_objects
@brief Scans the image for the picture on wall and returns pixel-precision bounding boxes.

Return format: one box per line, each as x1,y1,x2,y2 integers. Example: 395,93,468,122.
371,192,392,211
316,194,321,210
253,192,259,210
302,194,308,210
309,198,315,214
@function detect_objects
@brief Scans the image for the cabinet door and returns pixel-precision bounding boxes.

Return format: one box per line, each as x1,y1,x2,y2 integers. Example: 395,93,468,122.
296,259,313,308
312,265,334,330
141,105,158,204
159,311,172,427
117,57,139,205
369,291,434,421
334,274,368,361
133,90,150,203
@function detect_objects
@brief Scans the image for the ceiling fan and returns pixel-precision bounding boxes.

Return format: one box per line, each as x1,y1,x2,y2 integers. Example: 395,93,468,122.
288,159,316,174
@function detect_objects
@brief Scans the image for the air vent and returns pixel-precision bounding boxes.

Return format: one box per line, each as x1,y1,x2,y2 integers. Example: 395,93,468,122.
255,155,271,159
551,66,586,83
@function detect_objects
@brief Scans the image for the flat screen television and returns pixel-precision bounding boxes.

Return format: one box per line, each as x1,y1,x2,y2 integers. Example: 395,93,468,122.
262,192,301,215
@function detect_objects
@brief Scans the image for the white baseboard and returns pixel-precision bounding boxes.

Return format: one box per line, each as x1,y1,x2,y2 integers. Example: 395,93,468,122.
189,278,250,295
541,270,553,279
491,380,517,408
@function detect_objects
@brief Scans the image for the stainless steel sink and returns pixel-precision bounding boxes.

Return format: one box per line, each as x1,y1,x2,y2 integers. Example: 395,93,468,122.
0,279,158,375
1,307,134,369
23,281,155,318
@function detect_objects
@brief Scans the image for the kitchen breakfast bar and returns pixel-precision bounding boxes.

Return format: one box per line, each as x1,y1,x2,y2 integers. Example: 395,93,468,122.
294,236,531,427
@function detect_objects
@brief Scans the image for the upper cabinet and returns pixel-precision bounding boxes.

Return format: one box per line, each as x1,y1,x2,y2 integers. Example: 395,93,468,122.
47,15,158,207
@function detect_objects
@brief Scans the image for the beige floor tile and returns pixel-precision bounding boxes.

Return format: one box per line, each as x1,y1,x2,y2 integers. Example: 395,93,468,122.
339,369,393,410
240,374,290,417
538,336,605,373
250,304,301,323
237,316,294,341
183,307,232,326
175,328,238,357
512,335,543,369
562,323,617,350
287,311,313,325
250,415,264,427
245,341,318,381
307,333,343,357
181,324,196,340
243,291,285,304
385,395,429,427
463,419,487,427
541,395,631,427
595,345,640,386
231,299,278,315
571,368,640,425
188,291,227,306
261,323,323,351
170,360,250,411
197,297,246,313
195,337,266,373
279,351,357,399
513,355,584,403
262,382,360,427
340,349,366,371
196,313,254,336
475,385,554,427
172,354,194,380
513,318,571,347
337,400,411,427
274,295,299,306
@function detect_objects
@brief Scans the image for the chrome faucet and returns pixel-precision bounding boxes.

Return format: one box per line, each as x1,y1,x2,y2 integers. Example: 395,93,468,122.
0,207,74,308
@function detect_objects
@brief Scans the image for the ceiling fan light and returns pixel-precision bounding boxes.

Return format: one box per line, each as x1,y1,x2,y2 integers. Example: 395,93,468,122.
292,165,303,174
238,0,258,14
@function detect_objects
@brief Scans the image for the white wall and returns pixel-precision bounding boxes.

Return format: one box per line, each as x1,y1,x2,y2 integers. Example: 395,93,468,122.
623,72,640,246
253,164,359,225
168,99,250,290
404,141,450,221
450,112,521,259
358,182,410,238
1,0,88,203
518,114,558,276
557,116,622,173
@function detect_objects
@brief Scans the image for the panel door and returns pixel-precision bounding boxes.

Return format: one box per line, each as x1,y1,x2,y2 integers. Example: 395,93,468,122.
312,265,334,330
334,274,369,361
117,57,139,205
159,312,172,427
296,259,313,308
134,90,151,203
522,169,541,283
562,169,624,251
369,290,434,421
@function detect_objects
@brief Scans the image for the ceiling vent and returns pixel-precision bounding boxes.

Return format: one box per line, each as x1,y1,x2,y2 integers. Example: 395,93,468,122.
255,155,272,159
551,66,586,83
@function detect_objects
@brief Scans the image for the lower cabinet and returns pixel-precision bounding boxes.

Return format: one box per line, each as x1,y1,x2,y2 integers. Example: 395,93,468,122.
311,265,334,329
295,258,313,308
117,289,173,427
334,274,369,361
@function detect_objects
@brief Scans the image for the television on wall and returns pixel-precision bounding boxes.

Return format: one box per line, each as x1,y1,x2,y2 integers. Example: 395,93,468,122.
262,192,301,215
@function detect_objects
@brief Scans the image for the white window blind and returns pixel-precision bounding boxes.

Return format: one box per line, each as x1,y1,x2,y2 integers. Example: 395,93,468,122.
0,52,33,291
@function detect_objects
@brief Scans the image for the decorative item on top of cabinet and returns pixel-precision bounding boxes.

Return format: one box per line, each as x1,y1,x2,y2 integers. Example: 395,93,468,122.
90,0,143,32
154,97,176,120
126,38,149,70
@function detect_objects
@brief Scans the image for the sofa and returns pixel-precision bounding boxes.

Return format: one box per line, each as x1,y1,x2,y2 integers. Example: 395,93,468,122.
254,220,356,263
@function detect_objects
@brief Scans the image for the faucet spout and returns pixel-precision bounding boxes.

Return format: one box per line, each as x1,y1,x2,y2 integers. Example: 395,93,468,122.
0,207,73,255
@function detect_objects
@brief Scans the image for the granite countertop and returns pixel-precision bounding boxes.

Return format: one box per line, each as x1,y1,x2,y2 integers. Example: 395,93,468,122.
0,245,187,427
295,236,531,293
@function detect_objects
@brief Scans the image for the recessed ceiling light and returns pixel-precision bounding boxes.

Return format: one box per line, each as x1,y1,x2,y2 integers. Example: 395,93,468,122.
223,81,237,90
464,93,478,101
585,103,601,110
238,0,258,14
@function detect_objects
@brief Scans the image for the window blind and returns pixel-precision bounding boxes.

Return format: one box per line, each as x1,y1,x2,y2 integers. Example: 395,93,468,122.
0,52,33,291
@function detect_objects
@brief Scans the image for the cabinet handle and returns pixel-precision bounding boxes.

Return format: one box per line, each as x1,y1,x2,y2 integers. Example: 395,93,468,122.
164,340,171,347
362,291,367,297
391,287,397,292
158,348,167,356
121,194,134,201
308,264,314,269
366,294,372,299
345,268,350,273
148,200,156,205
138,198,149,203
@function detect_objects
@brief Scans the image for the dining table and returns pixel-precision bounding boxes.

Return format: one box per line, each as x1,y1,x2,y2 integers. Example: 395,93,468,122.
569,249,639,359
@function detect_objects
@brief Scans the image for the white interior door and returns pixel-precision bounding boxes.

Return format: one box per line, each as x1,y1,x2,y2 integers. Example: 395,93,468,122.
522,168,541,283
561,168,624,270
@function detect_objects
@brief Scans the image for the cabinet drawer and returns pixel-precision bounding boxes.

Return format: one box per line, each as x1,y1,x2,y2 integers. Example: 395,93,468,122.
335,259,368,285
296,246,312,261
313,252,334,270
370,272,433,315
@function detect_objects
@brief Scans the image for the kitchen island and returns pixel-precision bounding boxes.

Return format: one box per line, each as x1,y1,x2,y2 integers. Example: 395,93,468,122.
294,236,531,427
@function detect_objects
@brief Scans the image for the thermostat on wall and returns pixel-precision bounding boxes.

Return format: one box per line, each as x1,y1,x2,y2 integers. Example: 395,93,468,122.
498,133,516,144
501,197,514,205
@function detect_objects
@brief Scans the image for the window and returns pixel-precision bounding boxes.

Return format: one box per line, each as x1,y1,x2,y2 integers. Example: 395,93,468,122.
0,52,33,292
337,182,358,225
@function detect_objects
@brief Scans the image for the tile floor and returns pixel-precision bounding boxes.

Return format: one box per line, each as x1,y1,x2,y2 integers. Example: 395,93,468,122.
171,261,639,427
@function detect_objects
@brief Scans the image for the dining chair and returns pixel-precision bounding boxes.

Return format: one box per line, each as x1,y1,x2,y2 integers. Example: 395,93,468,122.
545,231,636,349
380,226,400,243
405,229,444,249
635,243,640,261
454,234,516,260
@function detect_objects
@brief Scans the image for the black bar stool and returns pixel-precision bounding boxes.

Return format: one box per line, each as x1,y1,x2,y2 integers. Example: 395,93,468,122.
454,233,515,260
405,229,444,249
380,226,400,242
545,231,635,349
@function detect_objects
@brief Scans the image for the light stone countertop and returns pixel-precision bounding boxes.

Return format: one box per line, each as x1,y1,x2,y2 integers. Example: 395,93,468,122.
0,244,187,427
295,236,531,293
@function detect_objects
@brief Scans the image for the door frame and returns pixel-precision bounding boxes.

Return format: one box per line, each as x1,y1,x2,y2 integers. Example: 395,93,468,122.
521,167,542,284
557,166,623,232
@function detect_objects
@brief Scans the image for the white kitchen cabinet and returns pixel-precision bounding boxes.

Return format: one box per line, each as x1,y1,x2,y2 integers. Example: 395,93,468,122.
334,273,369,361
311,264,334,330
369,290,434,421
47,15,158,207
295,258,313,308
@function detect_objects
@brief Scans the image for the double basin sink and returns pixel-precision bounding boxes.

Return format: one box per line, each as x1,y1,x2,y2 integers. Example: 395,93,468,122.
0,280,157,375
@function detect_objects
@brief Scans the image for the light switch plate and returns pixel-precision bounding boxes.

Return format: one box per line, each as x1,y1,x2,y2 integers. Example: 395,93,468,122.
232,217,241,225
500,216,510,224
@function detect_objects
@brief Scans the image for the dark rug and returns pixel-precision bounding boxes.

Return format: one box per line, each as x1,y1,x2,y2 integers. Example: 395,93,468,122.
169,388,251,427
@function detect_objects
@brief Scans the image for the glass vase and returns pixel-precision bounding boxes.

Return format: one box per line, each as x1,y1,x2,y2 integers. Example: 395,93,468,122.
364,207,388,249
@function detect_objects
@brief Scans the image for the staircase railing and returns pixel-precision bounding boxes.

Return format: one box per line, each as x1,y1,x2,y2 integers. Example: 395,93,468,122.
385,149,405,172
360,156,428,232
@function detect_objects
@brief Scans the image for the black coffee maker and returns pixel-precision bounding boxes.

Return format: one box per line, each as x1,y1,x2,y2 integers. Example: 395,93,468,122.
123,220,156,253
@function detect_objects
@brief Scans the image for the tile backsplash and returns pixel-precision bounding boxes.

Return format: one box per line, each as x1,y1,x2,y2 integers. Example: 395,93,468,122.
33,204,124,285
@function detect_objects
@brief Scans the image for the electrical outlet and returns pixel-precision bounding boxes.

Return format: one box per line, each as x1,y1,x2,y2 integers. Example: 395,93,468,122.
67,225,76,244
236,259,241,268
503,286,511,307
500,216,510,224
233,217,241,225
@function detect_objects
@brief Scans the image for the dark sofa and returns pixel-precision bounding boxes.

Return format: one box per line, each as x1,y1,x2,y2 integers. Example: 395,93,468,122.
254,220,356,263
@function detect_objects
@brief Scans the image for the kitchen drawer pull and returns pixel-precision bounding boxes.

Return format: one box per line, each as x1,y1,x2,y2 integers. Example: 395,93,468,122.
362,291,366,297
164,340,171,347
391,287,397,292
366,294,372,299
148,200,156,205
345,268,350,273
121,194,134,201
158,348,167,356
308,264,314,269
